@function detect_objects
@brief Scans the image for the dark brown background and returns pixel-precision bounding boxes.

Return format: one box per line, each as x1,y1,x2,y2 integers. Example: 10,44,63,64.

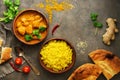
0,0,120,80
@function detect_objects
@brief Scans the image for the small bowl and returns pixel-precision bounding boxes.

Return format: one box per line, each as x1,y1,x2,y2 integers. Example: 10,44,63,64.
13,9,49,45
39,38,76,74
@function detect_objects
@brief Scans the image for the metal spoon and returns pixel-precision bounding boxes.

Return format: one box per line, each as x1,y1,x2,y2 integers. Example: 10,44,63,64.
14,47,40,75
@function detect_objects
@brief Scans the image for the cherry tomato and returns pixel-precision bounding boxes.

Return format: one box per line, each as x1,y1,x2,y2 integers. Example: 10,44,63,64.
22,66,31,73
15,57,22,65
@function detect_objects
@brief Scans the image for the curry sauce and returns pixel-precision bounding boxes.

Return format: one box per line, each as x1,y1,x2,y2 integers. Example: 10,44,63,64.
14,10,48,44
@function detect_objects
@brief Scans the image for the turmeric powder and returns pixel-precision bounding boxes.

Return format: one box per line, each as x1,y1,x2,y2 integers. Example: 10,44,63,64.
103,18,119,45
37,0,74,23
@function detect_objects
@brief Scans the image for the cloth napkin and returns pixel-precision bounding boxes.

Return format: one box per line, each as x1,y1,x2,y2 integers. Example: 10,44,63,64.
0,23,15,79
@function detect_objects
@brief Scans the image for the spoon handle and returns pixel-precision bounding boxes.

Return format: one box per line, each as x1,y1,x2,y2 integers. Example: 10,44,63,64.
23,55,40,75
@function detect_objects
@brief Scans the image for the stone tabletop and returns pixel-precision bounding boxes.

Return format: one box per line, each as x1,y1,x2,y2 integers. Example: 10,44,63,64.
0,0,120,80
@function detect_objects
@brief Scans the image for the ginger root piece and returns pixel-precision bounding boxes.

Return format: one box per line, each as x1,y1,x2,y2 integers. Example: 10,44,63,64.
103,18,119,45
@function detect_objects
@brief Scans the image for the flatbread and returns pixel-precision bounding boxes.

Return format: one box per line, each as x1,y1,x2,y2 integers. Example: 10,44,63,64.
89,49,120,80
68,63,102,80
0,47,12,64
0,39,3,47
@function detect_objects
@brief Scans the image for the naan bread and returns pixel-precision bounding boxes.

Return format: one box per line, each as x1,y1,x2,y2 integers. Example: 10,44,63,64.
89,49,120,80
68,63,102,80
0,39,3,47
0,47,12,64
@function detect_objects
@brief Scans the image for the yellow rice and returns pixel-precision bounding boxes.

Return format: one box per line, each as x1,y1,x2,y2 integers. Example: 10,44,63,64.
40,40,73,72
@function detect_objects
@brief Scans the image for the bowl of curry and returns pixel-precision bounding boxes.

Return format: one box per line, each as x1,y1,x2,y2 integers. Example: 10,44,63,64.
13,9,49,45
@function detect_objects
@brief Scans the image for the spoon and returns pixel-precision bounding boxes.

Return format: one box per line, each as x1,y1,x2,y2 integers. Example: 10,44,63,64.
14,47,40,75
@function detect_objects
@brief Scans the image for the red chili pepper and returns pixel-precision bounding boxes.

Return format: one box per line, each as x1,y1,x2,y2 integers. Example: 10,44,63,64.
52,24,60,35
9,62,22,72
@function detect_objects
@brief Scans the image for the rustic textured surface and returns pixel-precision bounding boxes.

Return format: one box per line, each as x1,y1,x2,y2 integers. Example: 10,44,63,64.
0,0,120,80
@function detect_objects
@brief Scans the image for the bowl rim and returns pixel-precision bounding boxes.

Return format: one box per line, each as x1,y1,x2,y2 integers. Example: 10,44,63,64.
13,9,49,45
39,38,76,74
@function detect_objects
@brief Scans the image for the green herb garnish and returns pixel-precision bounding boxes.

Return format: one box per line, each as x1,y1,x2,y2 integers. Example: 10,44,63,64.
14,0,20,6
39,26,46,32
93,21,103,28
37,34,41,39
24,34,32,42
0,0,20,23
33,29,39,36
90,12,103,35
32,29,42,39
90,13,98,21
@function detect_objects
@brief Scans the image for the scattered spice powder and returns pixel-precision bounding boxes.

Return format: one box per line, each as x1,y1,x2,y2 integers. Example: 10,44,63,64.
77,41,88,49
76,40,88,54
37,0,74,23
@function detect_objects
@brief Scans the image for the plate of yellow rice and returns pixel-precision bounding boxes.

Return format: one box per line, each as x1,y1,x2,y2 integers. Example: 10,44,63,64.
39,38,76,73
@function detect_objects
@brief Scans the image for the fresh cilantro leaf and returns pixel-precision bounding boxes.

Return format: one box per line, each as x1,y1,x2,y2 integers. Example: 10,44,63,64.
90,13,98,21
93,21,103,28
14,0,20,6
